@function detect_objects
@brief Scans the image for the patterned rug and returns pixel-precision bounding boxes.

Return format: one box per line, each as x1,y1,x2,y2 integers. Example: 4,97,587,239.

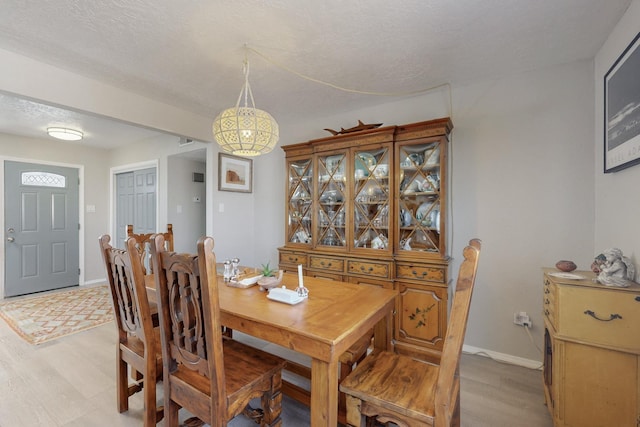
0,285,114,344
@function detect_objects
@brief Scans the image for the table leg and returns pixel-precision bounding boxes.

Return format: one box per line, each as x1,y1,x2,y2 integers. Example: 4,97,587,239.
373,310,392,352
310,358,339,426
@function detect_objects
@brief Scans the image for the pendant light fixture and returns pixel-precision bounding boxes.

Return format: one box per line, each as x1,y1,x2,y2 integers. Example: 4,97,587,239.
212,54,279,157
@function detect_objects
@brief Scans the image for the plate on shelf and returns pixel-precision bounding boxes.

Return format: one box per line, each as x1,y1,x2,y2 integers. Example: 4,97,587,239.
415,202,432,220
548,272,585,280
404,153,424,167
357,152,376,171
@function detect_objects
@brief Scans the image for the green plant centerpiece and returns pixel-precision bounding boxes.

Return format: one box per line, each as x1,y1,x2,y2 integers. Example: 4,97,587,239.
257,262,283,291
260,262,276,277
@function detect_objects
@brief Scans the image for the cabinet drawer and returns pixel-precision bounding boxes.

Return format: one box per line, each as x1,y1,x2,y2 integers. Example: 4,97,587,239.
309,255,344,272
347,260,391,279
308,271,345,281
349,276,394,290
279,251,307,266
559,286,640,350
396,264,446,284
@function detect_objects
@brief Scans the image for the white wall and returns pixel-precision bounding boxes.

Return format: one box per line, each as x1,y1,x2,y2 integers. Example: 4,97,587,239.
594,0,640,271
167,155,206,253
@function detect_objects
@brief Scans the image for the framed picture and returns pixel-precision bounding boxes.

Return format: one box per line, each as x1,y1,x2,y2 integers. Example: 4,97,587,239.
604,32,640,173
218,153,252,193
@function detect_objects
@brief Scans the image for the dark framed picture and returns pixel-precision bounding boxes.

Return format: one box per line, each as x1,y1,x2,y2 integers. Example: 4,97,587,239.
604,31,640,173
218,153,252,193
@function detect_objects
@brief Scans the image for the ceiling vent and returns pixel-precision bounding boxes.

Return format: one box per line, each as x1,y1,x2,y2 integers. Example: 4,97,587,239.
178,137,194,147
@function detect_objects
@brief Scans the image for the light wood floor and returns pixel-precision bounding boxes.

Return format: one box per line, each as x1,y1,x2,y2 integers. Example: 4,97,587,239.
0,316,553,426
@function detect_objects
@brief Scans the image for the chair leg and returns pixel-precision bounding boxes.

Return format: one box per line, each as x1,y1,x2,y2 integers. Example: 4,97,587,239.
345,395,363,427
165,398,180,427
260,374,283,427
142,367,158,427
116,351,129,413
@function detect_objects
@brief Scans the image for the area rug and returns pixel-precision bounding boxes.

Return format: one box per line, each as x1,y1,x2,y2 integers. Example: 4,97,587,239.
0,285,114,345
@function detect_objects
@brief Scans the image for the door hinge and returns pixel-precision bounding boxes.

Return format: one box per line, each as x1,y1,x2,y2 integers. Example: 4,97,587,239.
78,223,81,230
78,268,81,276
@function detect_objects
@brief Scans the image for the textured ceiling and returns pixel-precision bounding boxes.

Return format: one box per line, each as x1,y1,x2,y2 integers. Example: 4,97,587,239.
0,0,632,148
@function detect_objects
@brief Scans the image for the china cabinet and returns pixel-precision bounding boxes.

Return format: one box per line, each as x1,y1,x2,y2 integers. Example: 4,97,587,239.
542,269,640,427
280,117,452,360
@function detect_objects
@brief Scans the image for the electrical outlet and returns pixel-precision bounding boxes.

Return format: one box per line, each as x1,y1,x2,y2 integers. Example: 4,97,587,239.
513,311,532,327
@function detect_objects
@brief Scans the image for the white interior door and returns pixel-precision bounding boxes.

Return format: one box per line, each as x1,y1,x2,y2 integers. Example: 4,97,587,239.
115,167,156,247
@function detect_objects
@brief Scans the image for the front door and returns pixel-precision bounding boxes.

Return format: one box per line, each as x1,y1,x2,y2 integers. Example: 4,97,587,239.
4,161,79,297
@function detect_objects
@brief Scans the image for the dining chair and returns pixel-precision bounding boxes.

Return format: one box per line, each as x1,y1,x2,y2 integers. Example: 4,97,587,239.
339,238,482,427
150,234,287,427
127,223,174,274
99,234,164,427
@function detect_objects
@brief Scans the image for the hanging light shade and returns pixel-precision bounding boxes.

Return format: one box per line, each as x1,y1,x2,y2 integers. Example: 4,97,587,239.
213,59,279,157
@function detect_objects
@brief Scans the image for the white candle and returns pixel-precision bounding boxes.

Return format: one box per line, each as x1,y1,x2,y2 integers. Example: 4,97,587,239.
298,264,304,287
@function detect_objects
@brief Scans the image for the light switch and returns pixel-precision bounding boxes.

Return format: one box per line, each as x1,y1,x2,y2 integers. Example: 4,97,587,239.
86,204,96,213
218,203,224,213
177,204,182,213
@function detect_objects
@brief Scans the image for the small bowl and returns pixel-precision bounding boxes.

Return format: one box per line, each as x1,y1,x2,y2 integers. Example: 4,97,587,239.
555,260,577,272
258,270,284,291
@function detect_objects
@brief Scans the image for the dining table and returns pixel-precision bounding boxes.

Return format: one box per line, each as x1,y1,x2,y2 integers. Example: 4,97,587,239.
146,269,397,427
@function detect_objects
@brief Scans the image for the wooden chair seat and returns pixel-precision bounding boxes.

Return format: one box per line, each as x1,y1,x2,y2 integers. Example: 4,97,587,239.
340,350,439,424
340,239,482,427
171,339,285,421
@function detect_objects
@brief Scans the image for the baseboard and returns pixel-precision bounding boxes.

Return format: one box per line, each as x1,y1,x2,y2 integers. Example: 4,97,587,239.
83,278,106,286
463,344,542,370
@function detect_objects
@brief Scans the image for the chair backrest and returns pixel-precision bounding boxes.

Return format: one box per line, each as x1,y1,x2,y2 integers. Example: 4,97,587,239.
99,234,156,350
150,234,227,417
127,224,174,274
434,238,481,424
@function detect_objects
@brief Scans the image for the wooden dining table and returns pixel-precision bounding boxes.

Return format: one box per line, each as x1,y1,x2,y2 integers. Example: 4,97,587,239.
146,270,396,426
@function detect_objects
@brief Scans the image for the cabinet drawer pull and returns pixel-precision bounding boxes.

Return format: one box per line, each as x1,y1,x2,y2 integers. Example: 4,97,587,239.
360,266,373,272
583,310,622,322
635,296,640,302
320,261,332,267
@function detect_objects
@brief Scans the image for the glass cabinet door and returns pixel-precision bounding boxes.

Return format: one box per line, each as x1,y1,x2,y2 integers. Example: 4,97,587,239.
397,141,442,253
287,158,313,245
353,146,391,251
317,152,347,248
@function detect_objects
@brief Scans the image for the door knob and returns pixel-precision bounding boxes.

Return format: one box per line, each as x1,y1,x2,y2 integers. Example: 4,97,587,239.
7,237,15,242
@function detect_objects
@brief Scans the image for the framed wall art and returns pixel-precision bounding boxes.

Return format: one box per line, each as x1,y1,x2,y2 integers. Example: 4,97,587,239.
604,31,640,173
218,153,252,193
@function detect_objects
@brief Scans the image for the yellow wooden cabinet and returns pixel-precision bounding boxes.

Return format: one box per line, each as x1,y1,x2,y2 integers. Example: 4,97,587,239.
279,118,452,359
542,269,640,427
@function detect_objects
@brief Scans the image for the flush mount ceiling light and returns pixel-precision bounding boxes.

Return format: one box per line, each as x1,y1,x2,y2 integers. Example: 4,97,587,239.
212,55,279,157
47,127,83,141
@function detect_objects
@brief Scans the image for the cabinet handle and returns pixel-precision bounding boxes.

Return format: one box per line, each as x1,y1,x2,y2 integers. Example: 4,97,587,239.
360,266,373,272
583,310,622,322
635,296,640,302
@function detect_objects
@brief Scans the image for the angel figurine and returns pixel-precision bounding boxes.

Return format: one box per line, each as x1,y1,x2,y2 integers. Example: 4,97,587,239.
595,248,636,287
